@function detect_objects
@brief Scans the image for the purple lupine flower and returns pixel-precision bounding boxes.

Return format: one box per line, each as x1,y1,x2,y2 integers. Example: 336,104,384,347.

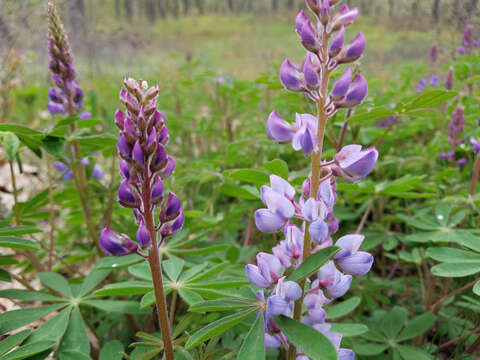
459,24,475,55
333,145,378,183
470,137,480,154
338,32,366,64
280,59,305,92
439,150,455,160
430,75,440,86
377,115,399,128
266,111,295,143
99,78,183,255
448,104,465,147
416,79,427,93
92,165,104,179
457,158,467,167
47,2,84,116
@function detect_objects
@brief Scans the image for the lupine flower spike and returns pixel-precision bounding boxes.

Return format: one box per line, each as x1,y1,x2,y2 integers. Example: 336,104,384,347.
99,78,183,360
247,2,377,358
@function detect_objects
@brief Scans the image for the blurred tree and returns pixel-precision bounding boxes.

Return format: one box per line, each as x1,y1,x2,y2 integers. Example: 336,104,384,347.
272,0,278,11
115,0,121,17
195,0,204,14
124,0,133,22
183,0,189,15
146,0,156,23
227,0,233,12
432,0,441,24
0,0,13,50
286,0,294,10
158,0,166,18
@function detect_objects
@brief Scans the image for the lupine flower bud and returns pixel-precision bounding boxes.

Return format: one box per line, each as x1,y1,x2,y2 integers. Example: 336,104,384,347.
329,26,345,58
136,221,151,248
99,227,137,256
304,54,320,89
335,74,368,108
115,109,125,130
332,6,358,31
337,251,373,275
300,20,319,52
120,160,130,179
161,192,182,222
319,0,330,25
470,137,480,153
430,75,439,86
151,176,165,204
132,140,145,170
338,33,366,64
331,68,351,100
146,127,157,154
117,134,132,160
445,67,454,90
118,179,139,208
305,0,320,15
170,211,185,233
457,158,467,167
295,11,309,34
48,102,65,114
151,144,168,172
160,155,176,179
333,145,378,182
280,59,304,92
266,111,295,143
416,79,427,93
55,161,69,172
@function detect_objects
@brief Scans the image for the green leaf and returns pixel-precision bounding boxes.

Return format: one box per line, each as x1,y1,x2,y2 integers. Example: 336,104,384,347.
0,237,39,250
0,270,11,282
225,169,269,186
58,307,89,356
186,262,229,282
354,343,389,356
218,184,260,200
38,272,73,298
0,304,66,334
1,340,56,360
404,90,457,111
95,281,152,296
99,340,124,360
178,288,204,306
325,297,361,319
397,312,435,341
25,307,72,344
288,246,340,282
189,298,257,312
431,262,480,277
0,289,65,302
396,345,432,360
330,323,368,337
0,226,42,236
83,300,149,314
171,244,231,256
185,308,256,349
236,314,265,360
473,280,480,296
0,329,31,357
140,291,156,308
4,132,20,161
348,107,396,123
275,315,337,360
379,306,408,339
59,350,92,360
264,159,288,179
96,253,144,270
426,247,480,263
163,258,185,282
0,124,43,136
41,135,66,156
78,267,111,297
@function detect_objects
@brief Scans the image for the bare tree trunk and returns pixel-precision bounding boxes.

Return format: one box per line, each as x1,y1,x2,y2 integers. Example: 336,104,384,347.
115,0,121,17
466,0,478,22
195,0,204,14
171,0,179,18
69,0,85,43
183,0,189,15
432,0,441,23
124,0,133,22
272,0,278,11
157,0,166,18
146,0,156,23
227,0,233,11
388,0,394,18
287,0,294,10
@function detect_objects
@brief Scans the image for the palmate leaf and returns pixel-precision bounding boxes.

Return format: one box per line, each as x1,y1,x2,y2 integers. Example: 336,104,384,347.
325,297,361,319
99,340,124,360
236,313,265,360
397,312,436,341
58,307,89,357
0,330,31,357
0,237,39,250
24,307,72,345
275,315,337,360
403,90,457,111
189,298,257,312
330,323,368,337
78,267,111,297
0,304,66,334
288,246,340,282
379,306,408,339
185,308,257,349
396,345,432,360
38,272,73,298
1,340,56,360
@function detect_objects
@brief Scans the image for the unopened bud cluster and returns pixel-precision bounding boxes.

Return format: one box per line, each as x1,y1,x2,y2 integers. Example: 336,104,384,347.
46,2,84,115
99,78,184,256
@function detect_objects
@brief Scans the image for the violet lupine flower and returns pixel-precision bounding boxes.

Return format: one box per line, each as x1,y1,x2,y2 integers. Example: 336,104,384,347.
430,75,440,87
448,105,465,146
99,227,137,256
458,24,475,55
246,3,376,358
54,157,103,181
377,115,399,128
457,158,467,167
99,78,184,256
416,79,426,93
470,137,480,154
47,2,84,116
